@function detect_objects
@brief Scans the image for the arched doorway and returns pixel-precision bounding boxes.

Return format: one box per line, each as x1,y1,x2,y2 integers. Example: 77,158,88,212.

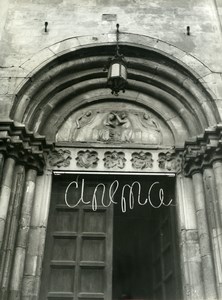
1,33,221,300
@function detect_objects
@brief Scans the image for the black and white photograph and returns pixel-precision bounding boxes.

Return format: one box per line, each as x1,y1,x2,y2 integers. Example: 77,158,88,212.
0,1,222,299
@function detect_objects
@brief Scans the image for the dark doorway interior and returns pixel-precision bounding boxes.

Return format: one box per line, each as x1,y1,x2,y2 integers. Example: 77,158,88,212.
112,175,180,300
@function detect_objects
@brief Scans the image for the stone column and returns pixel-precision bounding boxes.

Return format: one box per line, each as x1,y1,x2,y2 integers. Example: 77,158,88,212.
212,160,222,224
176,174,204,300
192,171,217,299
0,157,16,252
0,165,26,299
0,153,5,181
8,168,37,300
22,170,52,300
203,167,222,298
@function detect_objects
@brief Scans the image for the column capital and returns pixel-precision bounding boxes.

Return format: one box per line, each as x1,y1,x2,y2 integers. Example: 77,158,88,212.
183,123,222,176
0,120,54,174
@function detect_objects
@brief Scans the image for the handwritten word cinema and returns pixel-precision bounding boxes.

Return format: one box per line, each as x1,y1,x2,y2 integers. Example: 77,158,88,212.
64,179,174,213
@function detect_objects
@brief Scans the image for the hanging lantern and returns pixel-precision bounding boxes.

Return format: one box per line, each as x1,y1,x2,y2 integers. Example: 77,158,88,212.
105,24,128,96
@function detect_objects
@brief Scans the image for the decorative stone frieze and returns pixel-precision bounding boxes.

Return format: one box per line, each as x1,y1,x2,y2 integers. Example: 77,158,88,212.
0,121,53,174
49,146,183,174
158,151,182,173
103,151,126,169
131,151,153,169
48,149,71,168
76,150,98,168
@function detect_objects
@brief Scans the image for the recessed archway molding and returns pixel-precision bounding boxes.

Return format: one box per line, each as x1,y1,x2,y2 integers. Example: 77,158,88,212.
9,32,221,147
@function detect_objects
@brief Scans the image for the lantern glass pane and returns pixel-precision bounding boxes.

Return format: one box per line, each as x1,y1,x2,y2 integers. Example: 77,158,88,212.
111,63,121,77
120,64,127,79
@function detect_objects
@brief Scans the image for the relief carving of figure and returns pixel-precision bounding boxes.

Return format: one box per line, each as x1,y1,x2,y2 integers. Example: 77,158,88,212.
137,113,162,144
57,108,166,145
76,150,99,168
76,111,93,128
104,151,126,169
97,111,133,143
158,152,182,173
72,110,96,141
131,152,153,169
116,112,133,142
98,112,116,141
48,149,72,168
142,113,160,131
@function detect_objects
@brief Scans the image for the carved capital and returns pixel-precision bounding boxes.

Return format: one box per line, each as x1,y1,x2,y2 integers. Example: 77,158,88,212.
183,124,222,176
0,120,53,174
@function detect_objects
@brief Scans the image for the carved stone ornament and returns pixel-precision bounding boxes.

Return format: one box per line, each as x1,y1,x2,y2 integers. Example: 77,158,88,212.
48,149,72,168
76,150,99,168
103,151,126,169
96,111,134,143
183,125,222,175
158,152,182,173
95,111,162,144
131,152,153,169
56,108,170,145
0,120,53,174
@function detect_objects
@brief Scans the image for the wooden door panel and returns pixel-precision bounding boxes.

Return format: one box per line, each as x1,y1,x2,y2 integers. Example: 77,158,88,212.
82,210,106,233
81,238,105,261
78,206,112,299
49,266,75,292
54,208,79,231
51,236,76,261
152,206,179,300
79,267,105,292
163,246,173,277
40,175,113,300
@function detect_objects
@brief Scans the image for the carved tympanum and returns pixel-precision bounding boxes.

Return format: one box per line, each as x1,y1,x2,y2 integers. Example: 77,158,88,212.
94,111,162,144
57,108,167,145
131,152,153,169
104,151,126,169
48,149,72,168
76,150,99,168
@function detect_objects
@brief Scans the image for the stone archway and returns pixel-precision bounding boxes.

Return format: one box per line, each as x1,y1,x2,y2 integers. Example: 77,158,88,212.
10,33,220,142
0,33,222,300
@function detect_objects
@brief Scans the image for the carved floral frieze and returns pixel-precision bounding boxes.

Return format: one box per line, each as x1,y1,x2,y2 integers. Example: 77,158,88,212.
76,150,99,168
131,152,153,169
48,149,72,168
158,152,182,173
47,148,184,172
103,151,126,169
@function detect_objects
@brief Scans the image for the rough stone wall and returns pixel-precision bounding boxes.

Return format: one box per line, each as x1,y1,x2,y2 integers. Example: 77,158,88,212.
1,0,222,121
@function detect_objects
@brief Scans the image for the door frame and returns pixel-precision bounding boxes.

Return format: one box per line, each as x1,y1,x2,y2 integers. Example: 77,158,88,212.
37,145,185,299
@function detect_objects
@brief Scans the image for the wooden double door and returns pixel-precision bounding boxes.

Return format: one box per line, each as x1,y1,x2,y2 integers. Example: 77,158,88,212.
40,174,181,300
